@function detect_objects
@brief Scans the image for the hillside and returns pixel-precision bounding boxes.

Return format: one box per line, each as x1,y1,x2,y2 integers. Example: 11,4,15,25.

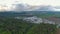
0,17,57,34
0,11,59,34
0,11,60,18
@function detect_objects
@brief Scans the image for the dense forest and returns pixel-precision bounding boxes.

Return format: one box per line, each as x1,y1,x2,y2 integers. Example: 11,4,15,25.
0,11,59,34
0,17,57,34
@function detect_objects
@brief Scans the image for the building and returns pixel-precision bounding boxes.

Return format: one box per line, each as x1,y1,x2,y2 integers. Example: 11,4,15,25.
23,16,43,23
47,17,60,28
23,16,56,24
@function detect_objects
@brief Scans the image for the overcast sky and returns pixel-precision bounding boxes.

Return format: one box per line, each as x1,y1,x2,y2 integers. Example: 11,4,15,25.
0,0,60,6
0,0,60,11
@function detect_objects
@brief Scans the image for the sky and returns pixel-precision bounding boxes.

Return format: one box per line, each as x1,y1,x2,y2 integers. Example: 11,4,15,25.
0,0,60,11
0,0,60,6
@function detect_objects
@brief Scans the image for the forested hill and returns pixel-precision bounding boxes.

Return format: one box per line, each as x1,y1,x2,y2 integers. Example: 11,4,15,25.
0,11,58,34
0,11,60,18
0,17,57,34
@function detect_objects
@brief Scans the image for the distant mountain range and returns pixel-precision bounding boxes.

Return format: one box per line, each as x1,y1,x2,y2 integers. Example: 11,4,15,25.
0,11,60,17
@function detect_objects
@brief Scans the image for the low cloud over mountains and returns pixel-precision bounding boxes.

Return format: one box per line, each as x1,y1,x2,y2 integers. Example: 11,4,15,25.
0,3,60,11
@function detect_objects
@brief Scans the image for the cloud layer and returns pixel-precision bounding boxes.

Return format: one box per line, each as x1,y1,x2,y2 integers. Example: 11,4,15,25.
0,3,60,11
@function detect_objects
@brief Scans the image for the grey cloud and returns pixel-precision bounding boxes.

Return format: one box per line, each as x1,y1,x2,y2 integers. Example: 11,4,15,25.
8,4,59,11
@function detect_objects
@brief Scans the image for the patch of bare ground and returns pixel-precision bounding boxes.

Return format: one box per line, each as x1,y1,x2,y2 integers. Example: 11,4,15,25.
56,28,60,34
